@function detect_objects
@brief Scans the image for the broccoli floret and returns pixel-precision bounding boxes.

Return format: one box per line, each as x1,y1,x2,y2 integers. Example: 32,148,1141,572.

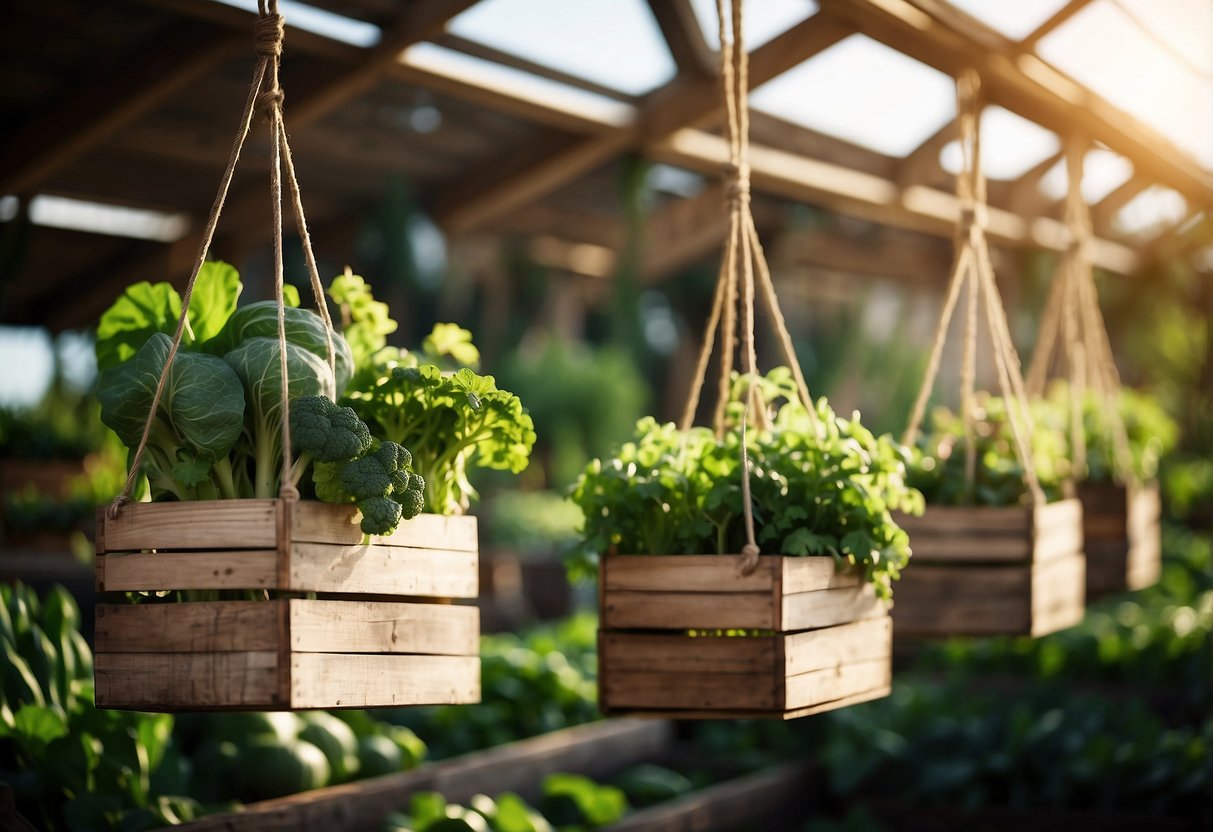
291,395,372,462
398,487,424,521
358,496,403,535
340,440,408,500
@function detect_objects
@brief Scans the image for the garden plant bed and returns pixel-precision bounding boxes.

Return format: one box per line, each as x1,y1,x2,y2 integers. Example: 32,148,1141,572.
856,798,1203,832
1078,480,1161,597
598,554,892,719
892,499,1085,637
94,498,480,711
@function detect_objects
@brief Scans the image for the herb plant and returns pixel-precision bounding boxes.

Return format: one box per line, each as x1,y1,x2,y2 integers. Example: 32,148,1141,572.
569,368,922,600
907,392,1069,507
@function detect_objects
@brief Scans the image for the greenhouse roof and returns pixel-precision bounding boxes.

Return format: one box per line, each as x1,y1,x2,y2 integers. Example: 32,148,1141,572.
0,0,1210,330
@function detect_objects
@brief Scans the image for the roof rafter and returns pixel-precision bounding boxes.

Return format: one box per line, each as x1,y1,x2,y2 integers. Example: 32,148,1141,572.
646,0,717,79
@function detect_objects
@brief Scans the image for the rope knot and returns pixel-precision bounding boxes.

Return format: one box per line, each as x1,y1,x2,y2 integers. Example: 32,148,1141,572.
255,13,285,57
737,542,761,576
258,88,285,121
957,204,987,243
278,483,301,502
105,496,129,521
724,162,751,207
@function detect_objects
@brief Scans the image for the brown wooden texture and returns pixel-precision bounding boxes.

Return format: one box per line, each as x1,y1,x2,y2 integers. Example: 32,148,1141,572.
94,499,480,711
1079,481,1161,597
600,552,893,719
177,720,672,831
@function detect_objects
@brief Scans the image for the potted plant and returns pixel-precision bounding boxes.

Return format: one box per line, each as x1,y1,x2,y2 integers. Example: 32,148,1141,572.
571,369,922,718
896,393,1086,637
92,264,533,711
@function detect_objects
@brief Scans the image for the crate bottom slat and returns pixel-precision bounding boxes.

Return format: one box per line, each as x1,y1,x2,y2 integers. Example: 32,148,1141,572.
602,684,892,721
95,651,480,711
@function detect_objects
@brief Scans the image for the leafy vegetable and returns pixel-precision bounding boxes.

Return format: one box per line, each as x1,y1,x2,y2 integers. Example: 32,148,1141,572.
569,367,922,599
907,392,1069,507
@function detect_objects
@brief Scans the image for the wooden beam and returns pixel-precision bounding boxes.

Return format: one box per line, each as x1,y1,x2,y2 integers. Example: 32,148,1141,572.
646,0,717,78
896,119,957,188
817,0,1213,211
430,14,855,234
0,23,242,194
650,128,1141,273
1004,150,1063,218
775,223,955,285
641,183,731,281
1090,174,1150,234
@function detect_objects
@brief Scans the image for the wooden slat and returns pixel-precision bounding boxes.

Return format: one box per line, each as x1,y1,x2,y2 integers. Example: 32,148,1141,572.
94,601,281,653
784,616,891,675
600,632,777,675
288,543,478,598
1033,499,1084,564
603,590,775,630
95,551,277,591
293,506,479,551
95,651,281,711
893,564,1032,600
784,658,891,710
905,537,1032,562
608,684,891,720
892,593,1030,636
99,499,280,552
603,555,777,592
606,761,814,832
781,584,886,631
290,654,479,709
178,720,672,831
895,505,1032,536
603,669,779,711
645,0,717,78
782,557,864,594
289,600,478,655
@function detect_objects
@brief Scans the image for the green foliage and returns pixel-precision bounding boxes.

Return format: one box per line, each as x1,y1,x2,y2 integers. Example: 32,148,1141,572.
328,269,399,370
484,490,583,559
569,368,922,599
539,772,628,827
306,424,425,536
907,392,1069,507
344,324,535,516
94,261,357,501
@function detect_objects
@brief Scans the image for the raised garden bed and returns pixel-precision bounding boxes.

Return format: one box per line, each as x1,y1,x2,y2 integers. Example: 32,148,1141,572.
598,554,891,719
891,500,1085,637
1079,480,1161,597
94,499,480,711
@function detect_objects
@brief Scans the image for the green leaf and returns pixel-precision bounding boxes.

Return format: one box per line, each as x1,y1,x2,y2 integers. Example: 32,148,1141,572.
187,260,243,346
95,281,183,371
409,792,448,827
12,703,69,752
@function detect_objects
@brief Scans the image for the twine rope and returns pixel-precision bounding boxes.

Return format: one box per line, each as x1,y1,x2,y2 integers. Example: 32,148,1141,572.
109,0,335,516
901,69,1044,505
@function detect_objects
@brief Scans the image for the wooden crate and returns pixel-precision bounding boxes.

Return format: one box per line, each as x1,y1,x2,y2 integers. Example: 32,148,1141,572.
94,498,480,711
891,498,1085,638
599,554,892,720
1079,480,1161,598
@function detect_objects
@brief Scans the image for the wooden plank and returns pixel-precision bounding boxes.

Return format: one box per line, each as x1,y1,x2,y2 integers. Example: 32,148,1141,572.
892,594,1030,636
645,0,717,79
289,600,478,655
99,499,279,552
610,684,891,720
95,550,277,591
606,761,813,832
893,564,1032,600
1033,511,1084,564
603,669,779,711
288,543,478,598
895,505,1032,536
177,720,672,832
1031,554,1085,616
600,632,777,675
293,507,479,552
603,591,775,630
95,651,281,711
782,557,864,594
904,536,1032,562
94,602,281,653
782,584,887,631
1033,498,1082,538
784,616,892,675
784,658,891,710
603,555,777,592
290,654,479,709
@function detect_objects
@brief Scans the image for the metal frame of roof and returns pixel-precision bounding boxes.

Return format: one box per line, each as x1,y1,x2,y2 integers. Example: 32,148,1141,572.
0,0,1210,331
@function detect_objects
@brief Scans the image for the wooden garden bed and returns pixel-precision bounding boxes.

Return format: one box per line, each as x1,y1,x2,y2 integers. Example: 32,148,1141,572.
94,499,480,711
1079,480,1161,598
598,554,892,719
892,499,1085,637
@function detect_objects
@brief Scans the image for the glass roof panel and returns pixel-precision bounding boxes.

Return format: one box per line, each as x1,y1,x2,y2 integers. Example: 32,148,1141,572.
1037,148,1135,203
688,0,818,49
939,106,1060,180
449,0,676,96
943,0,1072,40
1038,1,1213,169
1113,185,1188,236
208,0,380,46
1114,0,1213,75
749,34,955,157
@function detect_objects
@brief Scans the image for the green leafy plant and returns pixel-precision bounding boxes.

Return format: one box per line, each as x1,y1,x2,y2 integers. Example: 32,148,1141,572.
569,368,922,600
907,392,1069,507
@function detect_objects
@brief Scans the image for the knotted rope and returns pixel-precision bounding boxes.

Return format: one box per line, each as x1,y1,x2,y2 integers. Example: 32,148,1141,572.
108,0,337,517
902,70,1045,506
678,0,819,575
1024,139,1133,482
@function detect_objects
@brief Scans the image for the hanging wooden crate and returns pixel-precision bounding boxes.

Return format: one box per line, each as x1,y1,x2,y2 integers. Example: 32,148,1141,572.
1079,480,1161,598
94,498,480,711
891,499,1085,638
598,554,892,720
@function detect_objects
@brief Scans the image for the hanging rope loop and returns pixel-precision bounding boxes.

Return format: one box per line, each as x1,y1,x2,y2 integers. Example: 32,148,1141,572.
724,161,751,207
254,12,285,56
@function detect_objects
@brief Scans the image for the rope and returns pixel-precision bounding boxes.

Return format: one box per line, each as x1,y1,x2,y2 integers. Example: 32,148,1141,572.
901,69,1044,505
108,0,334,516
